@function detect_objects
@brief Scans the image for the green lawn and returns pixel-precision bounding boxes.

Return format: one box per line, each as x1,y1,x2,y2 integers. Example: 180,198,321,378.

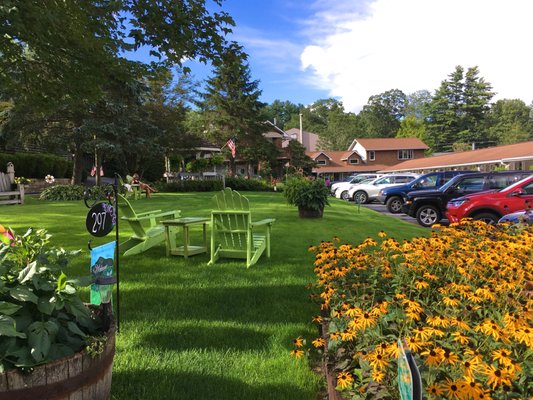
2,192,427,399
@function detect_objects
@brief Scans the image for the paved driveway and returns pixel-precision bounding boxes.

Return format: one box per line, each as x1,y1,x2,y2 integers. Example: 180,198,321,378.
357,202,449,227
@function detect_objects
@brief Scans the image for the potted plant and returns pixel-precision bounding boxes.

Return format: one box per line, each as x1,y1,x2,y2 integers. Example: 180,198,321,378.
0,226,115,399
283,177,330,218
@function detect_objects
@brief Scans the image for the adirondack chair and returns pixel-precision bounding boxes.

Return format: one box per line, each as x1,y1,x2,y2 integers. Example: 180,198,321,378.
117,194,180,256
0,163,24,205
208,188,275,268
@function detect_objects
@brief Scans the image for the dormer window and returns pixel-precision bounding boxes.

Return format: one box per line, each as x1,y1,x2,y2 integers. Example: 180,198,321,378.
316,159,327,165
398,149,413,160
349,159,359,165
368,151,375,161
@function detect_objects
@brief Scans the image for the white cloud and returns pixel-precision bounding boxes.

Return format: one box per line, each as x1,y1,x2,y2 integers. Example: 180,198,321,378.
300,0,533,112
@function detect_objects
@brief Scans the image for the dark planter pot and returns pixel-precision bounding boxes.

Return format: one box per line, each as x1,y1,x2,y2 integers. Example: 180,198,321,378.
0,307,115,400
298,206,324,218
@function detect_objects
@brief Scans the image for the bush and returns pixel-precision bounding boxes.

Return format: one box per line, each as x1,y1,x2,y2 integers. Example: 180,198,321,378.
225,177,272,192
301,220,533,399
0,227,101,370
39,185,110,201
0,152,73,178
283,177,329,211
158,180,224,193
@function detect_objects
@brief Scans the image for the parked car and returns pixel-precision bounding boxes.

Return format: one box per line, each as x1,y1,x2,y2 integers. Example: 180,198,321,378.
376,171,474,213
347,173,420,203
402,171,533,227
331,173,384,199
498,209,532,225
446,175,533,224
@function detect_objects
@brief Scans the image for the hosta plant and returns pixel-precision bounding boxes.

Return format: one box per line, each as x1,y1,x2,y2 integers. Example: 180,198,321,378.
0,227,101,372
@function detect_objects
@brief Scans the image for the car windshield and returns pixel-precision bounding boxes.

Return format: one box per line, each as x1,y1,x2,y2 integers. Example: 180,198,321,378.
358,178,375,185
438,174,469,192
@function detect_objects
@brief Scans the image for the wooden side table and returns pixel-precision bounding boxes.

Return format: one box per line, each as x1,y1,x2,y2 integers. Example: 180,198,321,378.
162,217,209,258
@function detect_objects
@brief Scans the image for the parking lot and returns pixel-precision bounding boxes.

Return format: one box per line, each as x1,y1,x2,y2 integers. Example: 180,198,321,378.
357,201,449,227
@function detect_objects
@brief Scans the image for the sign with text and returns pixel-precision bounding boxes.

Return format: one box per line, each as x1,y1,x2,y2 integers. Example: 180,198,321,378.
86,202,116,237
90,241,116,305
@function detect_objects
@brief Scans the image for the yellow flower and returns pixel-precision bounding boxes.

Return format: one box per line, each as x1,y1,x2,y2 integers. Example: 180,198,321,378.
371,368,385,382
458,377,484,399
367,350,389,370
491,348,513,366
442,349,459,365
426,383,443,397
290,349,304,358
451,332,470,345
293,336,304,348
415,280,429,289
336,371,354,389
312,315,323,324
443,296,461,307
483,365,512,389
420,347,445,367
312,337,326,348
440,378,463,400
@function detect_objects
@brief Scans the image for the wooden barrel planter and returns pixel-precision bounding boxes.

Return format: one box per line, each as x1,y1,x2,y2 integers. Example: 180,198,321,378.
298,206,324,218
0,311,115,400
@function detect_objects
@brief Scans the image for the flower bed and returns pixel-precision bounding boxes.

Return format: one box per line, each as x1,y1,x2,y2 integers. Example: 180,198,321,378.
300,220,533,399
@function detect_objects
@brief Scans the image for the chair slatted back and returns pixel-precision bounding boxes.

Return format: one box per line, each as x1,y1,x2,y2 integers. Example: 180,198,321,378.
117,194,147,238
212,189,251,251
0,173,10,192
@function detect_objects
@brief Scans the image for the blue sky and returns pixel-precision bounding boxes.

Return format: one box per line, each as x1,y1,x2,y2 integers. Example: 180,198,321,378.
135,0,533,112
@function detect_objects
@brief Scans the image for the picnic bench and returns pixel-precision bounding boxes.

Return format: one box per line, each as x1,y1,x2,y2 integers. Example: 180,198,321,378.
0,162,24,205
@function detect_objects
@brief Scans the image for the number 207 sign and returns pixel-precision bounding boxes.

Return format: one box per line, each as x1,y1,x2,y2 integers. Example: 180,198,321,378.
86,203,116,237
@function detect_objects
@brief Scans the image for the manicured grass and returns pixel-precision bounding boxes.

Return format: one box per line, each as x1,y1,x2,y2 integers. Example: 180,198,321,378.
2,192,427,399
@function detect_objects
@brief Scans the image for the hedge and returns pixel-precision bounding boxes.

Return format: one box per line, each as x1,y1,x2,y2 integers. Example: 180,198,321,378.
158,180,224,193
225,177,272,191
0,153,72,179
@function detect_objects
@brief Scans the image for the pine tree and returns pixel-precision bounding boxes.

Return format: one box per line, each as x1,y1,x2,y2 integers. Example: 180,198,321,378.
197,42,267,176
426,66,494,152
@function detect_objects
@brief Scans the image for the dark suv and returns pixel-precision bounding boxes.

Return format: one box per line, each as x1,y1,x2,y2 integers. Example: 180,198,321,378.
376,171,473,213
401,171,533,227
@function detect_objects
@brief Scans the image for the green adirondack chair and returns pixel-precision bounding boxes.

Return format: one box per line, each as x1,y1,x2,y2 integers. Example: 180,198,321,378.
208,188,275,268
117,194,180,256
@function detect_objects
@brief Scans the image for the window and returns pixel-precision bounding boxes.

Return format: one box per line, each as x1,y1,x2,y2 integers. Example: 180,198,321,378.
394,175,416,183
524,182,533,195
316,159,327,165
398,150,413,160
368,151,375,161
456,177,484,191
349,159,359,165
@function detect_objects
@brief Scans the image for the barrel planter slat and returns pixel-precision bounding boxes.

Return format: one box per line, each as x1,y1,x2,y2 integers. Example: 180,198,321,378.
0,312,115,400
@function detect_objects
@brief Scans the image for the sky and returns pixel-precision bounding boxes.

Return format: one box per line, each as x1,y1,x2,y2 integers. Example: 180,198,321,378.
181,0,533,113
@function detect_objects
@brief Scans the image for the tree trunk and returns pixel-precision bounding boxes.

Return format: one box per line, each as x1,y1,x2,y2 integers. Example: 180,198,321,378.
71,145,84,185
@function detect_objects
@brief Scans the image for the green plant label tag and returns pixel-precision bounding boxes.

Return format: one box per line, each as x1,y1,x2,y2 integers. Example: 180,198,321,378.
90,241,115,305
397,339,422,400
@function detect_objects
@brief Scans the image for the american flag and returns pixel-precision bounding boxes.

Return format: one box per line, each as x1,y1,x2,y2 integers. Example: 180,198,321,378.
225,138,236,158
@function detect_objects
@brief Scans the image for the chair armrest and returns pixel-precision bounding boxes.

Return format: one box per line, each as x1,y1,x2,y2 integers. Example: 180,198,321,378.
251,218,276,227
121,210,180,222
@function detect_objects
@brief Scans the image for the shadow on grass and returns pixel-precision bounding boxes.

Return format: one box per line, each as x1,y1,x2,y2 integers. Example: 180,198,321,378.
112,370,316,400
142,326,270,352
120,284,314,325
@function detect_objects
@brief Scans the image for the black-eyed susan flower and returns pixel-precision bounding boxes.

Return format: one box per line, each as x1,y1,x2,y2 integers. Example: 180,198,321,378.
483,365,512,389
336,371,353,389
440,378,463,400
312,337,326,348
290,349,304,358
420,347,445,367
293,336,304,348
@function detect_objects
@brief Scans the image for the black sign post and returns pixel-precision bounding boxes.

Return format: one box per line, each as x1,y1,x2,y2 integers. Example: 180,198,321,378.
84,176,120,332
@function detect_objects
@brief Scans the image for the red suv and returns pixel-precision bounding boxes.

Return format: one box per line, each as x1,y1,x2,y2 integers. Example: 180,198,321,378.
446,175,533,224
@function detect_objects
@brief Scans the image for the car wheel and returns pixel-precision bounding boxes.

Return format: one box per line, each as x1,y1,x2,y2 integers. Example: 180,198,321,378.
416,205,441,227
386,196,403,213
473,212,499,225
340,190,350,201
354,191,368,204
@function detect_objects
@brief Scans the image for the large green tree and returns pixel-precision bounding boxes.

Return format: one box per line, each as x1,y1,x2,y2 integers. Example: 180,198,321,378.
0,0,234,182
196,42,272,176
261,100,302,129
425,66,494,152
358,89,407,137
486,99,533,145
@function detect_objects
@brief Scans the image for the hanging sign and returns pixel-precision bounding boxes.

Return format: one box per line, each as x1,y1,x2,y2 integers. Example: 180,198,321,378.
397,339,422,400
90,241,116,305
86,202,116,237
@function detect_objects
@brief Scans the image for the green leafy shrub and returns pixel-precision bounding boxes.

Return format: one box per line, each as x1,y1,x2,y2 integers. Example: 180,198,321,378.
39,185,110,201
0,228,101,371
225,177,272,191
0,153,73,178
158,180,224,193
283,177,329,211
